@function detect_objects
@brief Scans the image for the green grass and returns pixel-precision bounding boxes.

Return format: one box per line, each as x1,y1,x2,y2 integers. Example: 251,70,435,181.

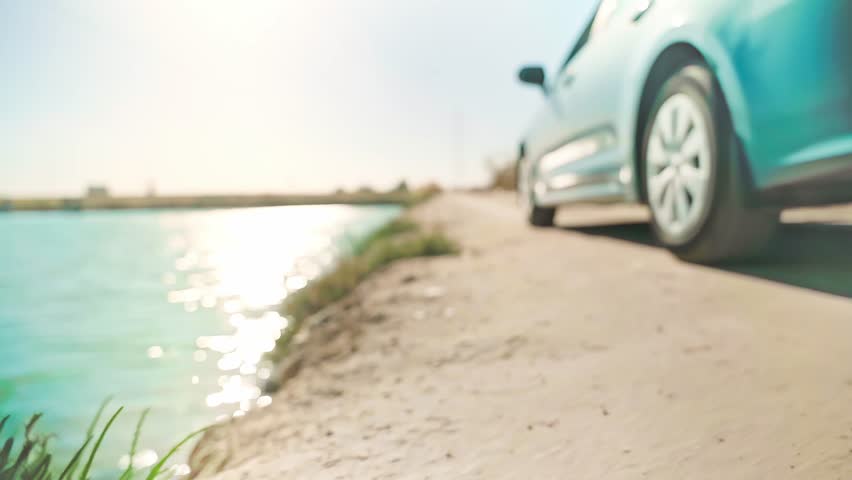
270,218,458,360
0,399,207,480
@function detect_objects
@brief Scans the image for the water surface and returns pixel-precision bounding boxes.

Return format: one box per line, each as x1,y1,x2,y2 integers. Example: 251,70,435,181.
0,204,400,476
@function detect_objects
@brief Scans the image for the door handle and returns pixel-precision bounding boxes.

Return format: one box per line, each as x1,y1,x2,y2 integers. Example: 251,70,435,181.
633,0,654,22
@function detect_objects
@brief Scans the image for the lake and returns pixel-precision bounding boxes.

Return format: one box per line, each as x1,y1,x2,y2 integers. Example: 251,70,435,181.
0,204,401,477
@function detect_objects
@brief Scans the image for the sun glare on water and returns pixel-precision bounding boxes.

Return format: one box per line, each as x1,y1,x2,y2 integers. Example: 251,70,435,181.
156,205,369,418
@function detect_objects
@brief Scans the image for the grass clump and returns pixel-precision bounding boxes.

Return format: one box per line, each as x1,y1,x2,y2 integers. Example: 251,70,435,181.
0,399,207,480
272,218,457,358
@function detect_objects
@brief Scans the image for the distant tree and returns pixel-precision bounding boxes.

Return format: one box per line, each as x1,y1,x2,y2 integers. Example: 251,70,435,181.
357,186,375,194
392,180,409,193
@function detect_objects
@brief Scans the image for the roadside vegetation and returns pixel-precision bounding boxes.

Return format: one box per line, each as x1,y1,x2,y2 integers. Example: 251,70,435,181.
487,160,517,191
0,183,440,212
269,217,458,362
0,400,205,480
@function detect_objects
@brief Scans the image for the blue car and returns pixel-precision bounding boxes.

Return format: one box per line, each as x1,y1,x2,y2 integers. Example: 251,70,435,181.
516,0,852,262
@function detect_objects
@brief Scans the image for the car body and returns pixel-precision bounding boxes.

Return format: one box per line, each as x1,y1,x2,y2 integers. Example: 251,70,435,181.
517,0,852,260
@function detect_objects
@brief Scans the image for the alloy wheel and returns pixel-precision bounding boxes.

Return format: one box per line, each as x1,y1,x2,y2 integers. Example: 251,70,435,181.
645,93,713,238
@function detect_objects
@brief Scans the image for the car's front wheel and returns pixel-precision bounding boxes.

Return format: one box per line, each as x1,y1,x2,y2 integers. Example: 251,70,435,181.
517,156,555,227
642,62,778,263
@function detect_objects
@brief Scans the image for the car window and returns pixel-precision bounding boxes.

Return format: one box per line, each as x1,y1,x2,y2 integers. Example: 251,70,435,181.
590,0,621,38
558,0,638,72
557,2,600,71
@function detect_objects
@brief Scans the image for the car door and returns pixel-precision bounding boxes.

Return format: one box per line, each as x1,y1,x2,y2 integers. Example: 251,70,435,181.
735,0,852,187
542,0,652,183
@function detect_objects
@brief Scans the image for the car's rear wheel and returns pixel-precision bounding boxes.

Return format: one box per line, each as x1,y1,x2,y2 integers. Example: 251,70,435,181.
642,62,778,263
517,156,555,227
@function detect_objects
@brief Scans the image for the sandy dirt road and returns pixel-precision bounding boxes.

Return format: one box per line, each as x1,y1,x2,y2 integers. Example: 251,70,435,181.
194,193,852,479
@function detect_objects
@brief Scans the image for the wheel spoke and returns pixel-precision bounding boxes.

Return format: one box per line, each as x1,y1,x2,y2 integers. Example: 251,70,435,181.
660,179,676,224
674,177,689,221
679,164,705,199
658,103,675,145
673,103,691,145
648,166,675,206
680,127,706,161
647,132,668,167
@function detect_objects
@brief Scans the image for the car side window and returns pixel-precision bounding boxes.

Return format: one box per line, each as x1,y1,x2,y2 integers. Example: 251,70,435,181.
558,0,627,72
557,3,599,71
589,0,621,38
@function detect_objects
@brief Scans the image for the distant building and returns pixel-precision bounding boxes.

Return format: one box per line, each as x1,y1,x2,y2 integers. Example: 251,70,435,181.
146,180,157,198
86,185,110,200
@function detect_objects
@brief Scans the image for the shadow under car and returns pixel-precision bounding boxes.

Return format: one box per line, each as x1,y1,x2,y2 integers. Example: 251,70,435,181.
563,220,852,299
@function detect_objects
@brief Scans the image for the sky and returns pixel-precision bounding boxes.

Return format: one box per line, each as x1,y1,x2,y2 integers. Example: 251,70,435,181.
0,0,598,197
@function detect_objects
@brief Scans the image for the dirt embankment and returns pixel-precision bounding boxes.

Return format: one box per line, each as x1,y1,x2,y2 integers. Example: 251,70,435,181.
191,193,852,479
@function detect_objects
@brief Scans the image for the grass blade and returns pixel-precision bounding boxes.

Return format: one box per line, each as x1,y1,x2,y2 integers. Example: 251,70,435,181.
57,437,90,480
26,451,51,480
0,437,13,467
4,413,45,478
78,406,123,480
119,408,150,480
85,398,113,440
6,435,35,478
0,416,9,438
21,437,52,479
66,397,113,480
143,427,208,480
24,414,43,439
3,414,43,477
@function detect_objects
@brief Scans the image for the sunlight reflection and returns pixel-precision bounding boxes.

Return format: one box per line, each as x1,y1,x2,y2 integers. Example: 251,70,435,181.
156,205,399,419
285,275,308,291
201,295,217,308
170,464,192,477
205,375,261,408
118,449,158,469
222,299,242,313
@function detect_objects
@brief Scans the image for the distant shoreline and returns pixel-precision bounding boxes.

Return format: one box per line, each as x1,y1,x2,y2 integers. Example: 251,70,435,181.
0,191,428,212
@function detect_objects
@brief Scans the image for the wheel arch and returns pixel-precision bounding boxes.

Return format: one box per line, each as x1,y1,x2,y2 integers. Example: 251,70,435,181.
633,43,706,202
628,32,751,203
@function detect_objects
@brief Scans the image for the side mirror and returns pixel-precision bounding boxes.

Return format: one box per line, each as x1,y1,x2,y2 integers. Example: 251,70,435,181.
518,65,547,93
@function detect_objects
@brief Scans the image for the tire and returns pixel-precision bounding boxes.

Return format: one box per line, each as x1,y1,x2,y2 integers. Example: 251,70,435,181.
528,205,556,227
517,156,556,227
640,62,778,263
